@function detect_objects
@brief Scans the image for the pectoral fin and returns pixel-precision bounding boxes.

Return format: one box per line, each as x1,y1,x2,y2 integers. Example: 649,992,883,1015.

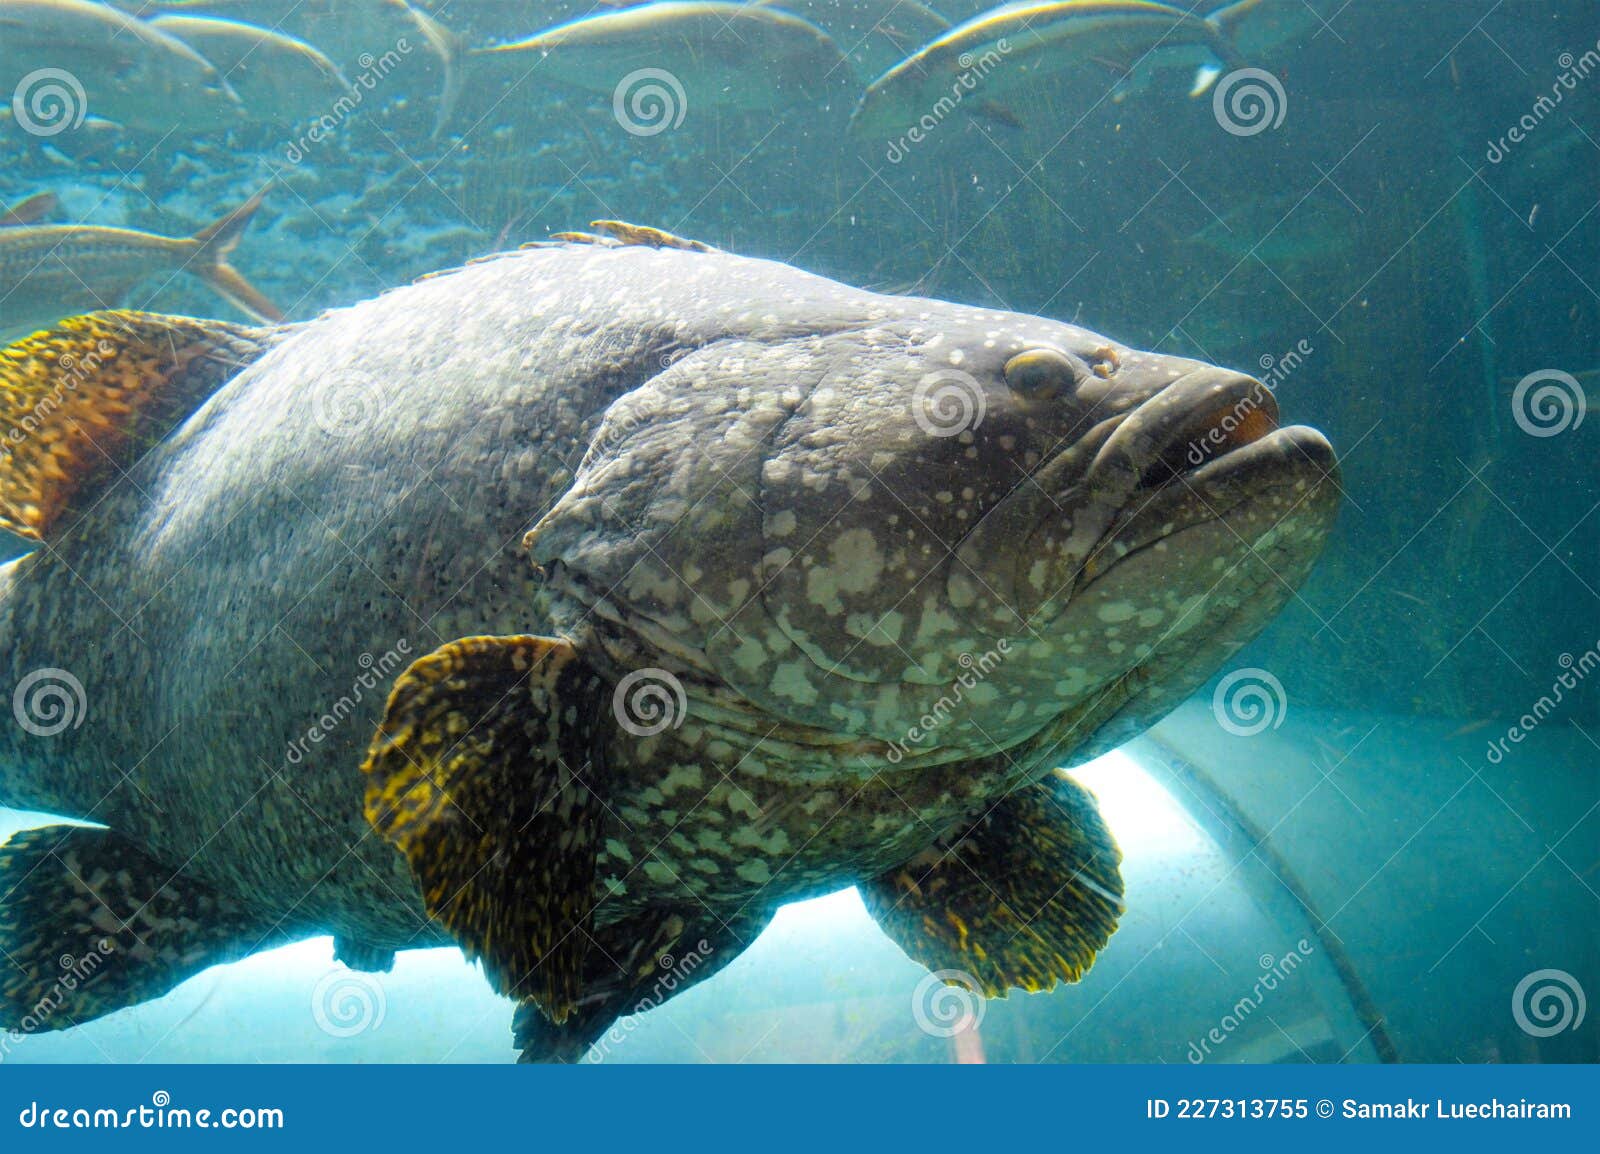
0,311,273,539
860,770,1124,996
361,634,608,1023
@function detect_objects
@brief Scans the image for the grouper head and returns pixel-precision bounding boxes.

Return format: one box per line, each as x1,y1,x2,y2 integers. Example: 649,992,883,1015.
525,271,1338,770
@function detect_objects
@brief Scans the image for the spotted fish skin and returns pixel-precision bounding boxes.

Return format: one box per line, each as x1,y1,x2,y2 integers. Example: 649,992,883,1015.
0,239,1338,1046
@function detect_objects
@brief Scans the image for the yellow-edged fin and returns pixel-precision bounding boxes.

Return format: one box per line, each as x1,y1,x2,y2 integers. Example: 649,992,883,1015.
588,220,720,252
860,770,1124,996
0,311,273,540
361,634,608,1023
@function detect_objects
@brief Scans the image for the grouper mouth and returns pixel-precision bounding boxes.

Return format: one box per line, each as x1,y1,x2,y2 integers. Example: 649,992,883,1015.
1070,371,1338,596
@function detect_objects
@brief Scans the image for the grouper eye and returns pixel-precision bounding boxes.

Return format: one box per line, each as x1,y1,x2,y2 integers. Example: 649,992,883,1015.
1003,347,1079,399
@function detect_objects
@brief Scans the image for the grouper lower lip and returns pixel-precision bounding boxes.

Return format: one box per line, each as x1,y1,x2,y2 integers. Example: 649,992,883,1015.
1074,423,1339,596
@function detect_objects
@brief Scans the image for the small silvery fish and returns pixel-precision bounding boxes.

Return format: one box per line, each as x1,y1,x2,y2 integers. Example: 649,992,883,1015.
850,0,1243,140
0,0,246,133
0,191,282,341
148,16,354,126
478,2,851,113
129,0,465,131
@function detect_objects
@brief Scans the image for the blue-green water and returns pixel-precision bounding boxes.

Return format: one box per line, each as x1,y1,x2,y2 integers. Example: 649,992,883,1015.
0,0,1594,1063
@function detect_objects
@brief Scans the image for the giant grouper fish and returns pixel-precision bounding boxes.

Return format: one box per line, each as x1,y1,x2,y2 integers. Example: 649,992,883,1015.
0,221,1339,1060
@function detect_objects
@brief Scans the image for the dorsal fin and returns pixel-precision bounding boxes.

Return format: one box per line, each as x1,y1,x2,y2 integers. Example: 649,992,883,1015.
0,192,59,227
0,310,274,540
546,219,719,253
